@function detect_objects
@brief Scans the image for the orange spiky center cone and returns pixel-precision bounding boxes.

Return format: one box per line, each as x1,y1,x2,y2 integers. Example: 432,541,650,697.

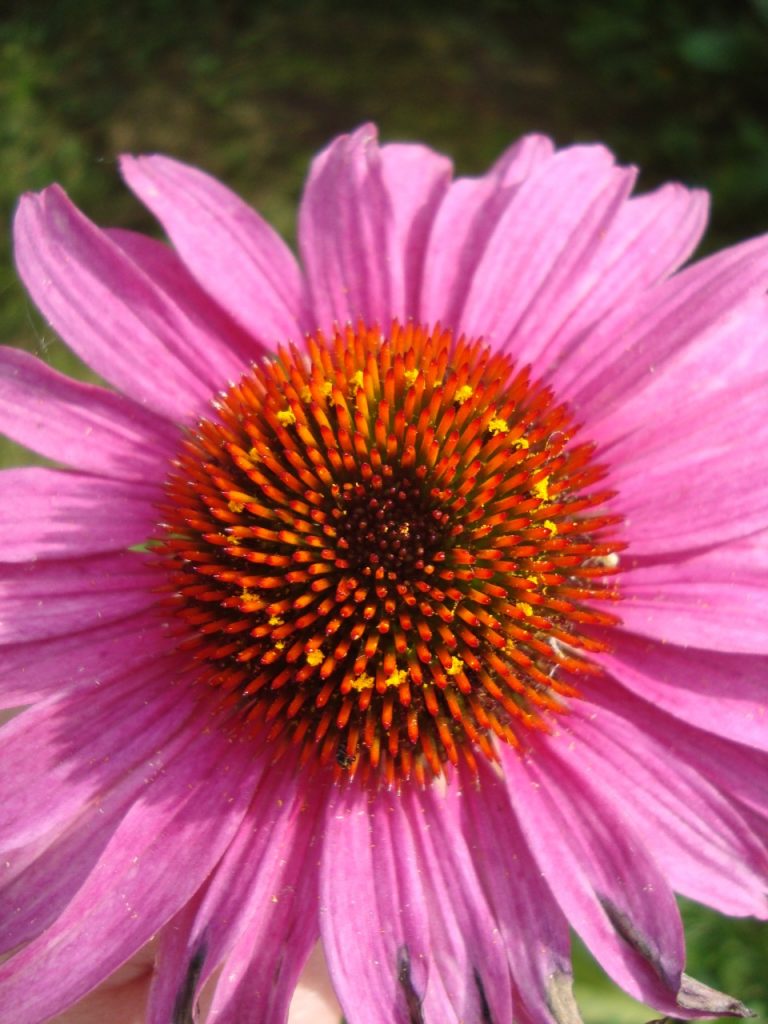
156,322,623,788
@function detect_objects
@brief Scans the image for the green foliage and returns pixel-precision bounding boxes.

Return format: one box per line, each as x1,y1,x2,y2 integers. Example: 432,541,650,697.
2,0,768,350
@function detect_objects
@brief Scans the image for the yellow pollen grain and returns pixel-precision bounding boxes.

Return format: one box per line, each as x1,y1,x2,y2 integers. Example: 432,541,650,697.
349,370,365,392
517,601,534,617
543,519,558,536
404,368,419,387
268,615,284,626
306,649,324,667
384,668,408,689
446,656,464,677
277,408,296,426
321,380,333,397
533,477,550,501
241,588,256,602
300,385,312,402
349,672,374,691
275,640,285,651
248,447,260,461
454,384,474,404
228,500,245,513
488,417,509,435
514,437,530,450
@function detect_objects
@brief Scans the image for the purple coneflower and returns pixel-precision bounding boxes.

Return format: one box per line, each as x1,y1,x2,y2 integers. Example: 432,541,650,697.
1,125,767,1024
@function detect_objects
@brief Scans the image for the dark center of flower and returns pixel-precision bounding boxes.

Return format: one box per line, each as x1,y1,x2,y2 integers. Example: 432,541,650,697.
156,322,623,787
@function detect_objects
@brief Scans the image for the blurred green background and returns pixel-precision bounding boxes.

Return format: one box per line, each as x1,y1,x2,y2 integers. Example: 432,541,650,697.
2,0,767,1020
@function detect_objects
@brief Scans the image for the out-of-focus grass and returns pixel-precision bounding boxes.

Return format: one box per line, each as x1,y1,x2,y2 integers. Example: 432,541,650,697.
3,0,768,347
2,1,767,1019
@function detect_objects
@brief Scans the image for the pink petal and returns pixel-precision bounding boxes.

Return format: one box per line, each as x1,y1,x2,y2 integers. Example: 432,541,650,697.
462,761,581,1024
579,674,768,849
500,743,750,1018
320,785,431,1024
589,291,768,454
299,124,451,330
0,347,178,479
0,467,159,562
147,757,326,1024
120,154,307,345
558,233,768,415
0,724,255,1023
561,695,768,917
456,146,636,354
619,533,768,652
0,661,193,849
0,763,135,953
0,610,166,708
107,227,265,367
322,775,570,1024
14,187,226,422
0,552,156,644
419,134,555,329
607,378,768,554
499,742,686,1010
602,630,768,751
401,780,516,1023
203,858,317,1024
531,181,708,369
375,141,452,317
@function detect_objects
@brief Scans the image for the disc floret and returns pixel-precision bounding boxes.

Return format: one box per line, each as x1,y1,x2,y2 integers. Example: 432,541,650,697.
157,322,623,787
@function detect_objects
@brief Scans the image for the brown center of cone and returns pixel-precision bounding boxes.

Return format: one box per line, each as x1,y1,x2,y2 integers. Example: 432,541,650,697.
157,322,623,787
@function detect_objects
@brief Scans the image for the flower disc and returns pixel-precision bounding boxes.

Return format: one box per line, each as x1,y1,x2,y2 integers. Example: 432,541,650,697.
158,322,623,786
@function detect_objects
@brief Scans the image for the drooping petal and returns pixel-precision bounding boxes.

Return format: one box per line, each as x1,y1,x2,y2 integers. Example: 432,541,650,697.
320,785,432,1024
619,532,768,652
147,756,326,1024
500,742,752,1018
0,722,255,1024
0,346,178,479
584,658,768,825
500,743,688,1014
0,660,195,849
0,467,159,561
419,133,555,329
299,124,451,330
0,610,166,707
1,751,145,953
0,552,156,644
14,186,229,421
120,154,308,345
202,850,318,1023
602,628,768,751
560,694,768,918
460,761,581,1024
402,779,516,1024
456,146,637,354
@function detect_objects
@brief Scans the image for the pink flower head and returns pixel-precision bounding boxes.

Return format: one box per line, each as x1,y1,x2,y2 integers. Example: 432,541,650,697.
1,125,767,1024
